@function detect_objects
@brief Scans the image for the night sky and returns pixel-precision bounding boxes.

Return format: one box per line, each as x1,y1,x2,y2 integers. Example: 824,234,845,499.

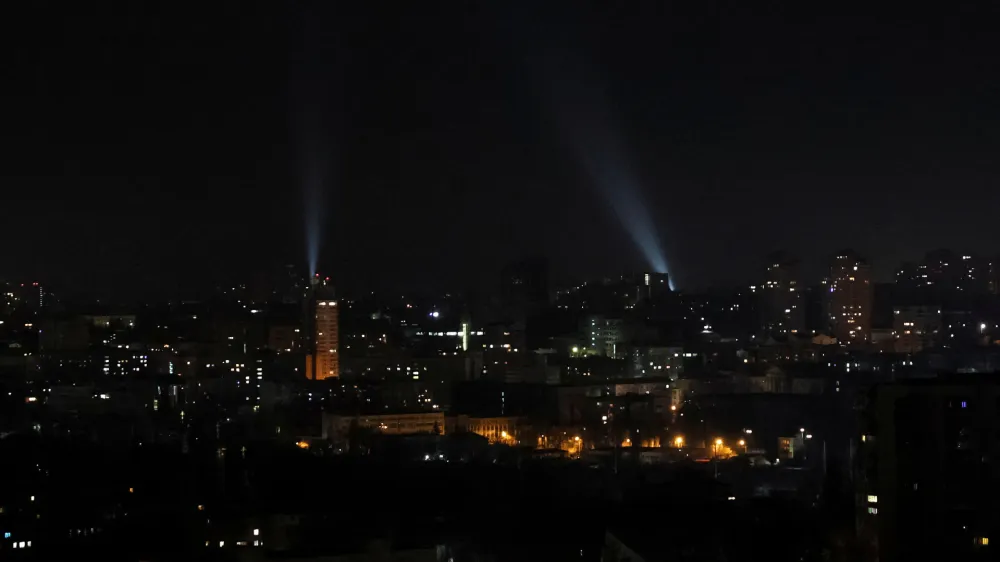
4,2,1000,299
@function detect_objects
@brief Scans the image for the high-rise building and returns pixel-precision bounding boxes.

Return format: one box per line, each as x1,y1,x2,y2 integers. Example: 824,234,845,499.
305,278,339,380
15,282,44,309
500,257,549,312
896,250,991,297
312,298,339,380
892,306,941,353
585,315,623,358
826,251,872,343
760,252,804,335
635,271,671,304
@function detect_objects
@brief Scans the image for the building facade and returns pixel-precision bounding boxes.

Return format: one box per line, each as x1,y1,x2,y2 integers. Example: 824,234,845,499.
858,377,1000,562
313,299,339,380
826,251,873,344
760,253,805,335
892,306,941,353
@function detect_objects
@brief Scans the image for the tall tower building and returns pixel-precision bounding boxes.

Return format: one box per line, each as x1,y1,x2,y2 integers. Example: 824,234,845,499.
760,252,804,335
306,278,339,380
636,272,671,304
312,299,339,380
826,251,873,344
500,257,549,312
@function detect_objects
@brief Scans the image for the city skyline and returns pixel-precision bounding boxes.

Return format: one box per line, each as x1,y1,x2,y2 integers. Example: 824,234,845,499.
6,3,1000,561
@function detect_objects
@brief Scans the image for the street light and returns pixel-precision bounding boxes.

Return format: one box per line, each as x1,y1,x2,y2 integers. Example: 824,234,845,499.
738,439,746,447
674,436,684,448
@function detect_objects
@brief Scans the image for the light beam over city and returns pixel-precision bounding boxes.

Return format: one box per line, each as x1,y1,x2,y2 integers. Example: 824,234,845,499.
537,51,673,288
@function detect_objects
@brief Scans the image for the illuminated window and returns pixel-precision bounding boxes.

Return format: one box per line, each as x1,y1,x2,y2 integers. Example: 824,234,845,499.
975,537,989,546
867,507,878,515
867,495,878,504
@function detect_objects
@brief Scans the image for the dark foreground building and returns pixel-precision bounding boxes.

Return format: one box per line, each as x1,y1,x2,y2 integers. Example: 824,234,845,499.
858,375,999,562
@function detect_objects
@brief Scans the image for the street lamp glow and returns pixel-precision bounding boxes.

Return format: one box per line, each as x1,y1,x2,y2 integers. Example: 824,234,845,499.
501,430,508,439
738,439,746,447
674,436,684,447
715,438,723,446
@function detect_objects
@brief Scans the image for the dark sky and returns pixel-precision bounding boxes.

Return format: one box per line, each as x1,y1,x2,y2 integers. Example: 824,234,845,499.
3,1,1000,299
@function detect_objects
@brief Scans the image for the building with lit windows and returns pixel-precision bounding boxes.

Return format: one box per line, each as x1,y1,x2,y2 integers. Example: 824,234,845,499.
760,252,804,335
585,315,623,357
635,271,671,303
892,306,941,353
826,251,872,344
896,250,990,297
306,280,338,380
322,411,445,441
858,376,1000,562
310,298,339,380
450,415,524,444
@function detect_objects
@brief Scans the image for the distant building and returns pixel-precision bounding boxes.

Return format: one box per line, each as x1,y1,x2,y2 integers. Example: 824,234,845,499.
896,249,990,296
450,415,524,444
760,252,804,335
633,271,671,304
826,251,872,344
267,324,300,353
322,411,445,441
585,315,623,357
306,281,339,380
500,257,549,312
15,282,45,308
627,346,684,378
892,306,941,353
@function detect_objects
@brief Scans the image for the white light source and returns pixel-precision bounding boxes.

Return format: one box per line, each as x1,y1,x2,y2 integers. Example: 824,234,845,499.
253,529,259,536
